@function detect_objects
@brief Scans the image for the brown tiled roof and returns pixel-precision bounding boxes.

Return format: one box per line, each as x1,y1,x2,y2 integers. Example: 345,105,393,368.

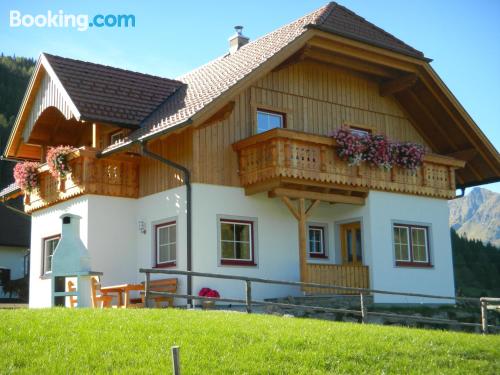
310,3,424,59
44,53,185,127
102,2,425,152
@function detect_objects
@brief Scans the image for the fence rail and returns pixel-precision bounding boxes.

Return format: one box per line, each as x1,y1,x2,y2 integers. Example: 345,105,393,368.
139,268,499,334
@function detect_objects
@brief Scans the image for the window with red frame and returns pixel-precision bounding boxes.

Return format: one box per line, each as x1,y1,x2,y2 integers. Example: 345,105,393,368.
42,235,60,275
308,226,327,258
393,224,431,266
220,219,255,265
155,222,176,267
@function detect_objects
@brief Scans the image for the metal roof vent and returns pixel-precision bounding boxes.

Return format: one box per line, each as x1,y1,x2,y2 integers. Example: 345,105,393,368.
228,26,249,54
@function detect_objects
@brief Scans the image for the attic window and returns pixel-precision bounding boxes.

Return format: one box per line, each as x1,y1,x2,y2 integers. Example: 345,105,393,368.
349,125,372,138
110,130,125,145
257,110,285,134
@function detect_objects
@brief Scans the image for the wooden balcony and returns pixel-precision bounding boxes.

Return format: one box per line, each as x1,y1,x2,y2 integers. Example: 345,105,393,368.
304,264,369,294
25,148,139,213
233,128,465,200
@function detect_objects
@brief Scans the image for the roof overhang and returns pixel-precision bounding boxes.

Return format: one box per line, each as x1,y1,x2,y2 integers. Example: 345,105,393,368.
4,54,81,159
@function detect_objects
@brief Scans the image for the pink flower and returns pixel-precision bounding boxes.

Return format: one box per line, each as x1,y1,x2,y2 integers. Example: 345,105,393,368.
47,145,76,178
13,162,40,192
198,288,220,298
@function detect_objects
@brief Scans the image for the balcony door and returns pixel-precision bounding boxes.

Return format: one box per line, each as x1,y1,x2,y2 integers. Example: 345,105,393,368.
340,222,363,265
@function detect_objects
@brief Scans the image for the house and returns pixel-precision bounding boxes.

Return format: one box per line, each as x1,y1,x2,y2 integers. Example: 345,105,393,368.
1,2,499,307
0,202,30,300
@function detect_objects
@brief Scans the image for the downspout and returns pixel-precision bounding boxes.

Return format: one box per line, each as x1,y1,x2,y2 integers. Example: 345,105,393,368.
140,141,193,307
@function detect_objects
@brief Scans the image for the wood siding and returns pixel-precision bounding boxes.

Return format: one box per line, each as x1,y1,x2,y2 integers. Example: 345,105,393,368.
139,129,193,197
192,61,429,188
305,264,370,294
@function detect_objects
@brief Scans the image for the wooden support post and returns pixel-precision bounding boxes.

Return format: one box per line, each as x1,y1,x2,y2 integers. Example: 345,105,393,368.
144,272,151,308
92,123,99,149
171,346,181,375
360,293,368,324
245,280,252,313
480,298,488,334
298,198,308,285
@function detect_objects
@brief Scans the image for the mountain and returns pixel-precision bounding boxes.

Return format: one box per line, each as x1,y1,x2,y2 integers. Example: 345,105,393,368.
0,54,35,187
449,187,500,248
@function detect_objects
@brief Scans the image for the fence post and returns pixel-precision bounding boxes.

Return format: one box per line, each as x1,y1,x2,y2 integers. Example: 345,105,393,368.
171,346,181,375
144,272,151,308
480,298,488,334
360,293,367,324
245,280,252,313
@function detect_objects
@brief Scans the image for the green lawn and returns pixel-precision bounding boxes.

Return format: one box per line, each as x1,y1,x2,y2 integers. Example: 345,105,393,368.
0,309,498,374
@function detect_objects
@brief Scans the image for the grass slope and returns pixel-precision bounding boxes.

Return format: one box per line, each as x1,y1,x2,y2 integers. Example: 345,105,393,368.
0,309,498,374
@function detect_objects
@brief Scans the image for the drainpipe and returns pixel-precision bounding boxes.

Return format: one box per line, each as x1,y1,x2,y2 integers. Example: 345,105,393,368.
140,141,193,307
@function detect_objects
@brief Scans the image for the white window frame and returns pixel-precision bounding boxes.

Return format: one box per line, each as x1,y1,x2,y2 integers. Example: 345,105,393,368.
307,224,328,258
392,224,431,266
393,225,410,262
218,217,257,266
411,227,429,263
256,110,284,134
155,221,177,267
42,235,60,275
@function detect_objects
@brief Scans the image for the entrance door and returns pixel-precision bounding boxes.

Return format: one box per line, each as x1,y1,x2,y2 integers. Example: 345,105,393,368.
340,222,363,265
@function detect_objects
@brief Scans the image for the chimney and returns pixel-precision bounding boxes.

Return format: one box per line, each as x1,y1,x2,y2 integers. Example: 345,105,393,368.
228,26,249,54
51,213,91,275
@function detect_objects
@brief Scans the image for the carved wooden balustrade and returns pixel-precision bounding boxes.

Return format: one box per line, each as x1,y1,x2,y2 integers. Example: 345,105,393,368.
233,128,465,199
25,148,139,213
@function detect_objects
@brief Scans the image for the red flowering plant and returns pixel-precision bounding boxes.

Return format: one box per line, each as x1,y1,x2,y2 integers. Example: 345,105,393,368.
362,134,394,170
46,145,77,178
13,162,40,193
394,142,425,173
332,127,366,166
198,288,220,299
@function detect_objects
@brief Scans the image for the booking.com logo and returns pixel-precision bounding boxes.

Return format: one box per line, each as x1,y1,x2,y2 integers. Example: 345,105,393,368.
9,10,135,31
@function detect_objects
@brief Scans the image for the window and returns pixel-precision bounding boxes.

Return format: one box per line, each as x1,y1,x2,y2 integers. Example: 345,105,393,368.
257,110,285,133
155,222,176,267
220,219,255,265
308,226,327,258
42,235,60,274
109,130,125,145
350,126,371,138
393,224,430,266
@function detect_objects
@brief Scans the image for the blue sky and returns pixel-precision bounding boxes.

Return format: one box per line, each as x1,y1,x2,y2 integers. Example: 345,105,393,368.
1,0,499,193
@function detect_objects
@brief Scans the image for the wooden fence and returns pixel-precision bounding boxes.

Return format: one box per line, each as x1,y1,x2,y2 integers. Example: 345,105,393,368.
139,268,499,334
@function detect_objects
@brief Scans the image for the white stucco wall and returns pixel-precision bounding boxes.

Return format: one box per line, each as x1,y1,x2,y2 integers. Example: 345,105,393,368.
0,246,27,298
366,191,455,303
28,184,456,307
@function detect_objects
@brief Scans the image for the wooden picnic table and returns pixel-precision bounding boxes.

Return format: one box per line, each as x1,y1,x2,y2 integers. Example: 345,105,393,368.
100,283,143,308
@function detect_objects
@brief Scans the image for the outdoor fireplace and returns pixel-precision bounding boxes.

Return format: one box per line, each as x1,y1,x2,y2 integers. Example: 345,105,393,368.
51,213,102,307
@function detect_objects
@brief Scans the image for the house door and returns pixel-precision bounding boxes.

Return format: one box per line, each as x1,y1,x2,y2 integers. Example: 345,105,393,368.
340,222,363,265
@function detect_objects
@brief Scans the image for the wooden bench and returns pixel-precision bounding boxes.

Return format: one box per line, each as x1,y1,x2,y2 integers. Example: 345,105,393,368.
130,278,178,308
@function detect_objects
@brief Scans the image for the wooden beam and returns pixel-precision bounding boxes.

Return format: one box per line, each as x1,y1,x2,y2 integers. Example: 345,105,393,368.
298,198,308,286
380,74,418,96
303,47,399,79
446,148,478,162
270,188,365,205
305,199,320,218
280,196,300,220
244,178,282,196
280,177,369,194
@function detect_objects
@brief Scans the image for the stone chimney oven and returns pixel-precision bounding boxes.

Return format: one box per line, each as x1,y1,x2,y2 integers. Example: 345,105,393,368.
228,26,249,54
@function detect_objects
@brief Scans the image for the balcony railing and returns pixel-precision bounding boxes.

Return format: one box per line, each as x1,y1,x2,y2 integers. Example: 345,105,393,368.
233,128,465,199
25,148,139,213
305,264,369,294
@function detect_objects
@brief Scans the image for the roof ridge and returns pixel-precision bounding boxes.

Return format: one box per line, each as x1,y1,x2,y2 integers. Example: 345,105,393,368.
324,3,423,55
42,52,183,84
